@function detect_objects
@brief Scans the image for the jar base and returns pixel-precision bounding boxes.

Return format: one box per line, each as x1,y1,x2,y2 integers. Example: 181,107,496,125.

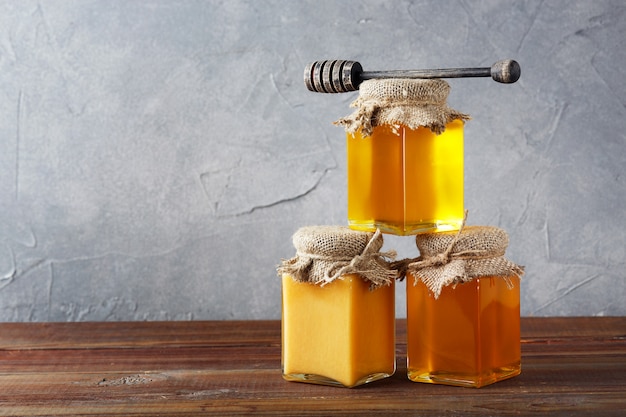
348,218,463,235
407,363,521,388
283,370,395,388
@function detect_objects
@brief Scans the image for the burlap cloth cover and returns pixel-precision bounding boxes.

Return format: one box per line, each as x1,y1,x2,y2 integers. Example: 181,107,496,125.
334,78,470,137
277,226,398,288
406,225,524,299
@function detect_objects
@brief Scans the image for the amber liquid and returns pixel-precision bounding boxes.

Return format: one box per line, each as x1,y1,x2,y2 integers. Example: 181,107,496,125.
281,274,395,388
406,276,521,388
347,120,464,235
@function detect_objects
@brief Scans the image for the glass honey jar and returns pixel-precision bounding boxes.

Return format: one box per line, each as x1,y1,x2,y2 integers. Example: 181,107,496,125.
336,78,470,235
278,226,397,388
405,224,524,388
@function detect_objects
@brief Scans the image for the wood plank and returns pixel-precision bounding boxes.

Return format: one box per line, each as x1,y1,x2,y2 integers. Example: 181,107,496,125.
2,340,626,373
2,317,625,349
520,316,626,338
0,320,281,349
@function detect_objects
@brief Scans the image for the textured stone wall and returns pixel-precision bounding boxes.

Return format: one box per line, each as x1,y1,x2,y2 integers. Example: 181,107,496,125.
1,0,624,321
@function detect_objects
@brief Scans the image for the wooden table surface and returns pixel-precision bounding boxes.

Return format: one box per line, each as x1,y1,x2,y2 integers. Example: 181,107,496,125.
1,317,625,416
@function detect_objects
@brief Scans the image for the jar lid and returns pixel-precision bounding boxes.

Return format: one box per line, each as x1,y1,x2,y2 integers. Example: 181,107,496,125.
408,225,524,298
277,226,397,288
415,225,509,258
335,78,470,137
293,225,373,259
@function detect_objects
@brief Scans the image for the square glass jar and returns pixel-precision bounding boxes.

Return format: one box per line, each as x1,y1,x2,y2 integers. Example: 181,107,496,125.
406,275,521,388
347,120,464,235
281,273,396,388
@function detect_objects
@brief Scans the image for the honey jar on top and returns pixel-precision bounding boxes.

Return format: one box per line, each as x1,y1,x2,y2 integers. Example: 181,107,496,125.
278,226,397,388
336,78,470,235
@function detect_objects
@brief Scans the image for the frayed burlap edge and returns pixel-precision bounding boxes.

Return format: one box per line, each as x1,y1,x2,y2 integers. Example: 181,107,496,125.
277,227,398,289
403,213,524,299
334,78,470,137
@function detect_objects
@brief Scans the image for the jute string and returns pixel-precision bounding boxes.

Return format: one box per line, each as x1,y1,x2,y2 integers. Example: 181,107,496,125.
334,78,470,137
277,226,398,289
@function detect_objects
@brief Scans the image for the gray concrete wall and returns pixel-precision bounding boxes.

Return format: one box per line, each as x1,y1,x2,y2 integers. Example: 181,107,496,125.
1,0,624,321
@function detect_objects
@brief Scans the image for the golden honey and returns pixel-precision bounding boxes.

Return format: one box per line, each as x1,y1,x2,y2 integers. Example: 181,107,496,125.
347,120,464,235
406,275,521,388
281,274,395,388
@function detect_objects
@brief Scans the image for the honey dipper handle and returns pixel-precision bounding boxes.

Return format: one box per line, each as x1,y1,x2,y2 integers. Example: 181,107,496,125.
362,60,520,84
304,59,520,93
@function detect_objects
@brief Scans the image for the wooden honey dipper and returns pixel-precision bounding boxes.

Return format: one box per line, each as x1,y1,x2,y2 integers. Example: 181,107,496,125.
304,59,520,93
